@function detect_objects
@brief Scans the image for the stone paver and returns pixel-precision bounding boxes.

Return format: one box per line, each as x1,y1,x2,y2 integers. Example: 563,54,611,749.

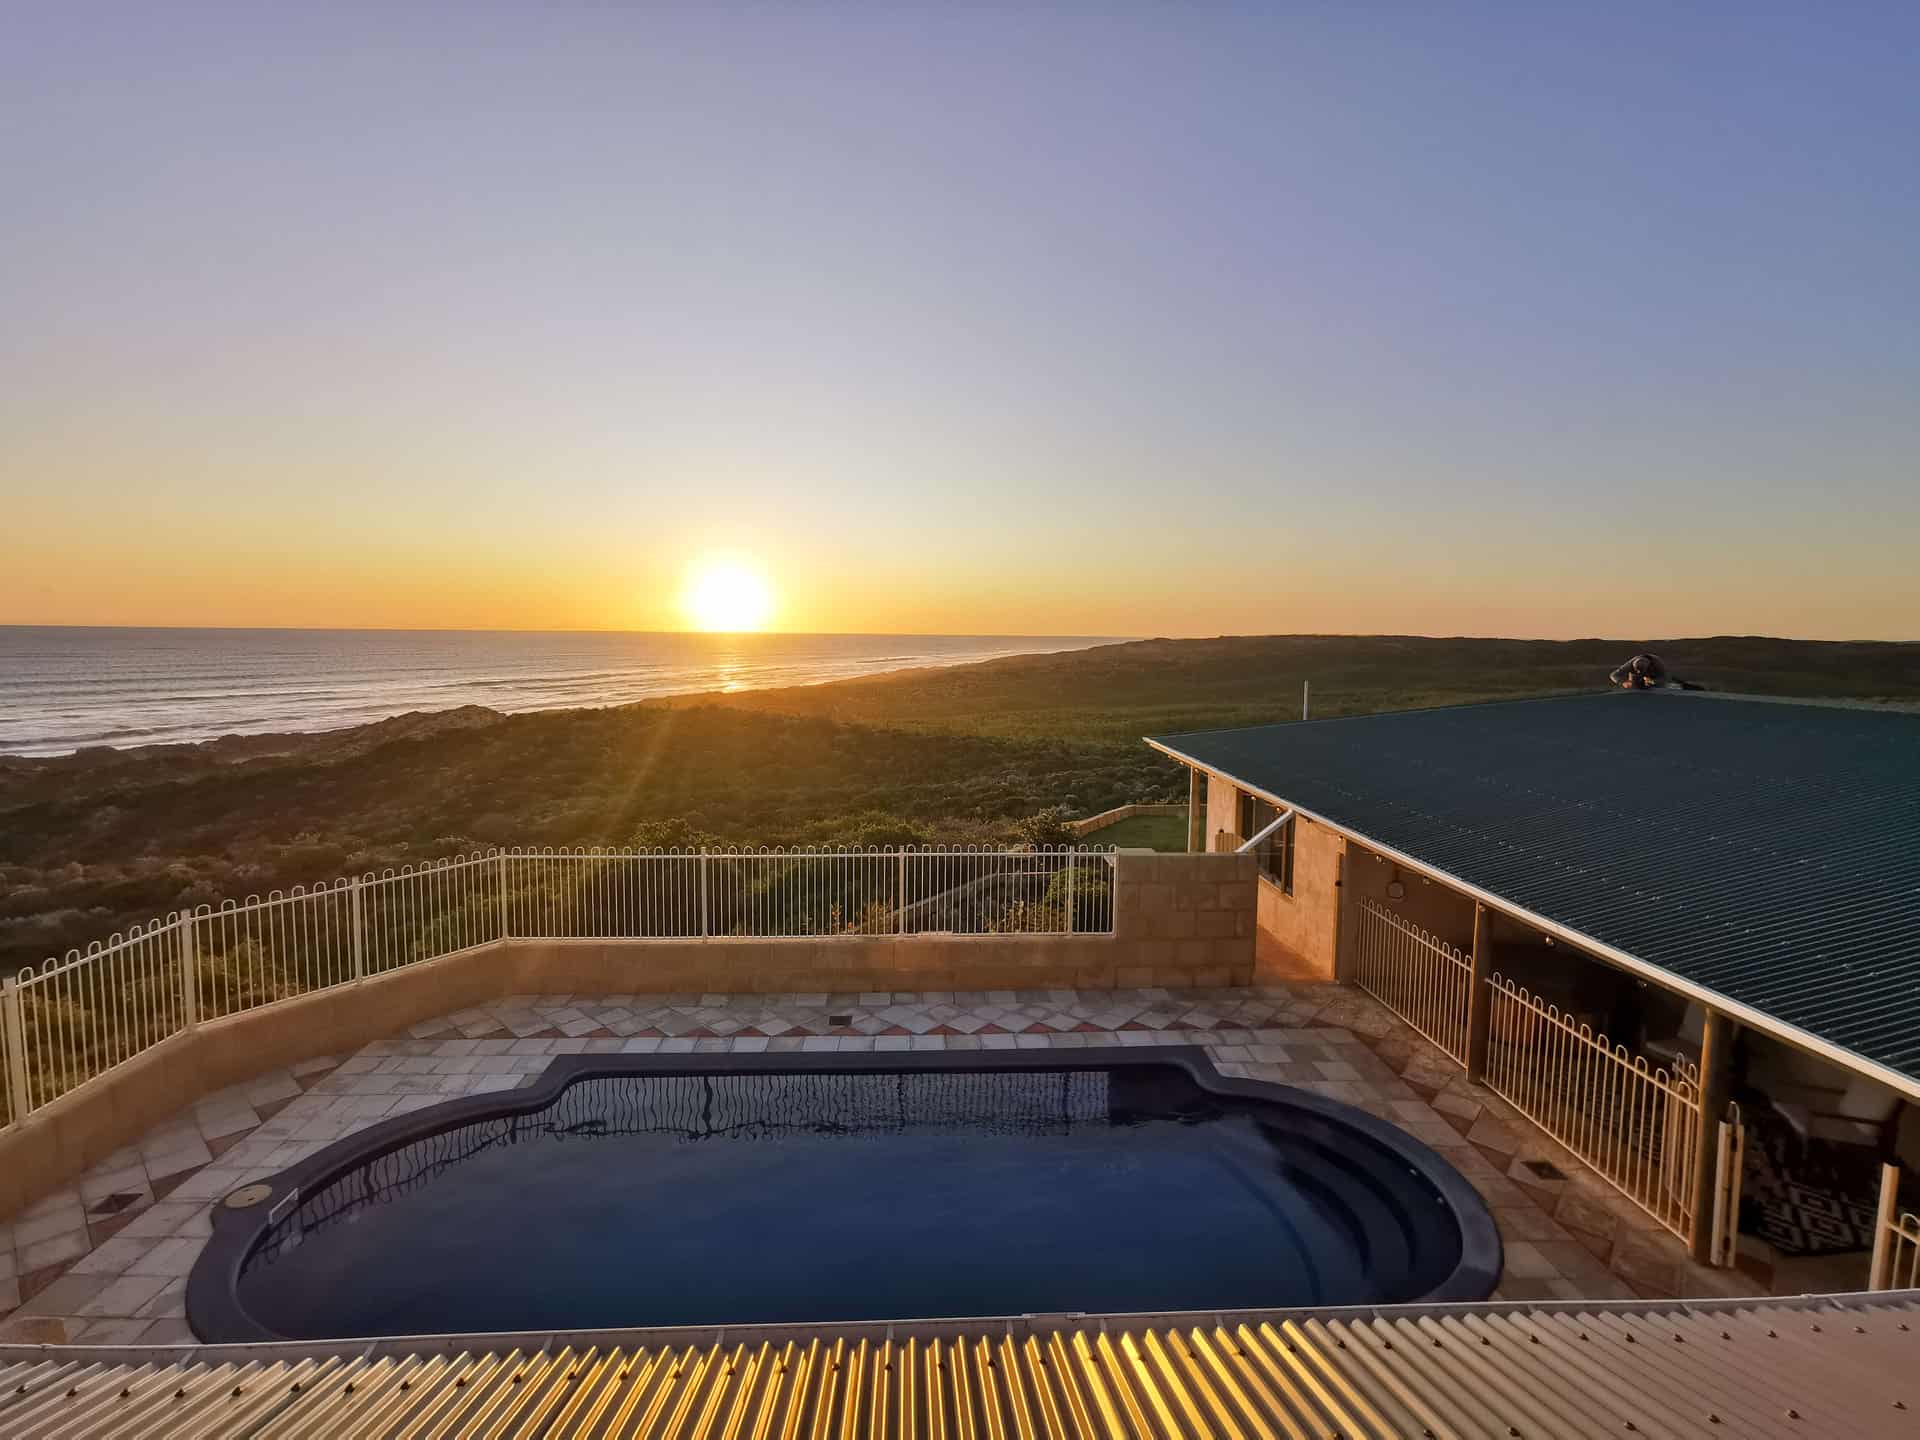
0,984,1755,1343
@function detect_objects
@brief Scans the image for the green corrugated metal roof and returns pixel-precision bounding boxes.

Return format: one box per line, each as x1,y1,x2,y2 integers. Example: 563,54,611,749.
1150,691,1920,1086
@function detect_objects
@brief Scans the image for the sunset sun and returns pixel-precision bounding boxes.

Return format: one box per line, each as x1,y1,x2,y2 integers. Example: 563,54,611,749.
680,554,775,632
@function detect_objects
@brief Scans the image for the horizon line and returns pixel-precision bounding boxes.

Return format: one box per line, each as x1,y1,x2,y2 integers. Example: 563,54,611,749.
1,623,1916,646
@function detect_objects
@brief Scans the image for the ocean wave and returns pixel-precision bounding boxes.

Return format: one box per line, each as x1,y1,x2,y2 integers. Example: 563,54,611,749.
0,630,1121,756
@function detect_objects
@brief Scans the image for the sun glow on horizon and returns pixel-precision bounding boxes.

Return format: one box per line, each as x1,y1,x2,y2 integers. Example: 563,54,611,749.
679,554,776,633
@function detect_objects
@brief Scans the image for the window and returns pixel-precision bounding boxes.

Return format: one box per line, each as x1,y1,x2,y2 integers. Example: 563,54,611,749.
1237,793,1296,895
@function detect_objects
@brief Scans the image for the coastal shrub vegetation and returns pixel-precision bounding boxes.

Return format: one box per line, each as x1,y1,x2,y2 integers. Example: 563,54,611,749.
4,633,1916,973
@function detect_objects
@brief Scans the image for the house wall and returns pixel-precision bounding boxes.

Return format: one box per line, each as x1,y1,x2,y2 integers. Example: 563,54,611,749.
1196,768,1346,983
1205,773,1239,850
1340,843,1477,953
1252,816,1345,982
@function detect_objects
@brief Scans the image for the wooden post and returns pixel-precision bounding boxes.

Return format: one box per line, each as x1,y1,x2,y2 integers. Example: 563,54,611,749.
1688,1008,1736,1264
1465,903,1494,1084
1187,769,1206,853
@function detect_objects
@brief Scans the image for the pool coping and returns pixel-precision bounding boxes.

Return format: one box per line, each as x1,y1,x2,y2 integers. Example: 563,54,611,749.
186,1046,1503,1343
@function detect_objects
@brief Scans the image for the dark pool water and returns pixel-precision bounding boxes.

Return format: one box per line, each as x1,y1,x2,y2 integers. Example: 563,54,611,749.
234,1065,1467,1337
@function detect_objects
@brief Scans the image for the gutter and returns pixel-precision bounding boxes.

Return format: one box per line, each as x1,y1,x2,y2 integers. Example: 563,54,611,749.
1146,736,1920,1103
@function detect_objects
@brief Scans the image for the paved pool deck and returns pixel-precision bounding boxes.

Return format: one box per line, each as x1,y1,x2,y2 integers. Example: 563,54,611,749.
0,983,1761,1345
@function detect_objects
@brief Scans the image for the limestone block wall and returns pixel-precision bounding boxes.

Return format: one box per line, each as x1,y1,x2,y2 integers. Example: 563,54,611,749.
1253,817,1345,982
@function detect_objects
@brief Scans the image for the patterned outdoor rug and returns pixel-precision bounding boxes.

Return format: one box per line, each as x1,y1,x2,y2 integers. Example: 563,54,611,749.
1740,1131,1878,1257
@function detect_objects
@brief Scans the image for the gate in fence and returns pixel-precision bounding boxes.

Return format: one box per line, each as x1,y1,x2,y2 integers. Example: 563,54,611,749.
1870,1163,1920,1290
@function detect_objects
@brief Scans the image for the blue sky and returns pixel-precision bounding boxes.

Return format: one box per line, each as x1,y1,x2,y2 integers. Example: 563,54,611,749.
4,3,1916,637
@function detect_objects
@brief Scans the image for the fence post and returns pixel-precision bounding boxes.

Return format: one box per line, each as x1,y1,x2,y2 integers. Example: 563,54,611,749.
2,975,30,1123
1064,849,1077,934
897,850,908,936
1870,1163,1900,1290
698,850,710,939
1465,903,1493,1083
176,911,199,1030
496,852,510,940
350,879,367,982
1710,1119,1733,1267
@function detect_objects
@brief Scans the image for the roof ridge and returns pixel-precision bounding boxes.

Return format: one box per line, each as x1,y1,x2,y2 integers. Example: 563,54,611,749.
1147,688,1610,743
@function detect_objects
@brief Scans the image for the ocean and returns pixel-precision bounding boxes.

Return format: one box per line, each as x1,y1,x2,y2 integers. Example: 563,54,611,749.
0,627,1119,758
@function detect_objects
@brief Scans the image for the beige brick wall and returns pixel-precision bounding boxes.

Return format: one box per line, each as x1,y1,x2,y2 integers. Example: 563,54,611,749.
1108,850,1257,989
1253,817,1344,983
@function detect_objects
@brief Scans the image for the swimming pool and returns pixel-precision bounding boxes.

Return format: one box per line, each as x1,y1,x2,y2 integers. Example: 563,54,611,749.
188,1050,1499,1340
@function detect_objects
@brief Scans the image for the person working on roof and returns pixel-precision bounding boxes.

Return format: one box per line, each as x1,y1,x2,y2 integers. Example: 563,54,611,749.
1609,652,1677,689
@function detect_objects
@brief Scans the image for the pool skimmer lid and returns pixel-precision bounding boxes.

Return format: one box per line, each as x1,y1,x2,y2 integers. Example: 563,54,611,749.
224,1184,274,1210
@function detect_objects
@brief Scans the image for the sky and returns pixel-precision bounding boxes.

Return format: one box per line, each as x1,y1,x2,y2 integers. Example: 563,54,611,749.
3,2,1917,640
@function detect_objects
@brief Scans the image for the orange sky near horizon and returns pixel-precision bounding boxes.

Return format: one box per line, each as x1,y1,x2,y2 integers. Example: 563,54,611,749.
6,8,1919,645
3,493,1913,641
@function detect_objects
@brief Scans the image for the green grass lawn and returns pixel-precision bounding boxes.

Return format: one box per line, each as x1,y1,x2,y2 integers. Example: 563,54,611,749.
1080,813,1189,851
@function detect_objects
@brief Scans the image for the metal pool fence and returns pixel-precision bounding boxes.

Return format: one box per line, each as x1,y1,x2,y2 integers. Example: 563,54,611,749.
1351,898,1472,1064
1483,975,1704,1243
1350,896,1738,1257
1,846,1115,1130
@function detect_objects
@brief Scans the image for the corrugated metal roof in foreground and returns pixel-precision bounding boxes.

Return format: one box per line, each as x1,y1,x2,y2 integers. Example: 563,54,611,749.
1150,691,1920,1084
2,1295,1918,1438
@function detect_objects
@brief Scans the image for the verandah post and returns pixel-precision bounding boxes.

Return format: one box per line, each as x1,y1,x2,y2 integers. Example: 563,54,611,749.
1688,1008,1736,1264
2,975,30,1124
1465,903,1493,1083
